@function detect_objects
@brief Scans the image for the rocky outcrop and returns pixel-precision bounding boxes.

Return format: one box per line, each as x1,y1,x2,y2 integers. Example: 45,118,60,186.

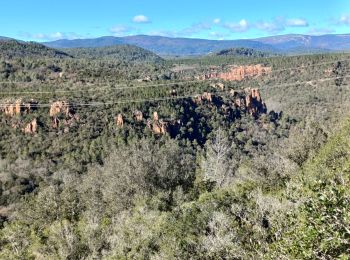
151,120,169,134
49,101,72,117
246,88,266,116
52,117,60,128
49,101,78,129
149,111,165,134
134,110,143,122
116,114,124,127
23,118,38,134
194,92,213,103
211,83,225,90
145,111,181,135
201,64,271,81
147,118,181,135
153,111,159,121
115,86,267,137
231,88,267,116
1,99,38,117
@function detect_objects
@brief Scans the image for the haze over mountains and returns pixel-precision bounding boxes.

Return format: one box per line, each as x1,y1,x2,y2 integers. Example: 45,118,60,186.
41,33,350,56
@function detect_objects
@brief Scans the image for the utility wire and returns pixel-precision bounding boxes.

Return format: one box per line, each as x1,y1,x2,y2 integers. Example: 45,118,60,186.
0,57,349,94
0,75,348,108
0,70,349,96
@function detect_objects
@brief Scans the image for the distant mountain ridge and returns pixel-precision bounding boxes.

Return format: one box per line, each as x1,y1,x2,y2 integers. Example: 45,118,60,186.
41,33,350,56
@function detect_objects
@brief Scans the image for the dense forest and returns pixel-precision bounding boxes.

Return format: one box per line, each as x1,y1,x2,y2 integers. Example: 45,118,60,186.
0,40,71,59
0,40,349,259
212,47,274,58
63,45,164,63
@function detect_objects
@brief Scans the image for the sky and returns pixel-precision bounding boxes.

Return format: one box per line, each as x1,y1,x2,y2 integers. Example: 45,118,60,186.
1,0,350,41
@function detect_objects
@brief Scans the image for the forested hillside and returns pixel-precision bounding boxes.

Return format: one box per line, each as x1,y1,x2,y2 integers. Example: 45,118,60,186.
0,41,349,258
64,45,164,63
213,47,273,58
0,40,71,59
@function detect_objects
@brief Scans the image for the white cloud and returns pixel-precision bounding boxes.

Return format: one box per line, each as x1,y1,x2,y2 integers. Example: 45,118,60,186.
148,30,176,37
109,25,136,36
148,22,211,38
50,32,64,39
254,17,309,33
339,15,350,25
286,18,309,27
19,31,81,41
132,15,150,23
209,31,228,40
307,28,335,35
213,18,221,24
255,21,284,33
180,22,211,36
224,19,249,32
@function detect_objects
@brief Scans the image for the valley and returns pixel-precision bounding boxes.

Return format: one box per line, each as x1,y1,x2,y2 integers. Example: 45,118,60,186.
0,36,349,259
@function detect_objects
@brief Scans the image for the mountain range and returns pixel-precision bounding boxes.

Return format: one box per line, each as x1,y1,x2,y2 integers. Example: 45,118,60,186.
42,34,350,56
1,33,349,57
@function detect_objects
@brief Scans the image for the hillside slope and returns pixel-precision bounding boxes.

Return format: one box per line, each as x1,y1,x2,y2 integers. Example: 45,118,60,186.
0,40,71,59
213,47,273,58
268,117,350,258
64,45,164,63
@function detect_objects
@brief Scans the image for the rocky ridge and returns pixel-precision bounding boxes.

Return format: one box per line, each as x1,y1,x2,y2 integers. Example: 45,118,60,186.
199,64,271,81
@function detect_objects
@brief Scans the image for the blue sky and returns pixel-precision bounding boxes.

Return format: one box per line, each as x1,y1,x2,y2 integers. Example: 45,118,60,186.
1,0,350,41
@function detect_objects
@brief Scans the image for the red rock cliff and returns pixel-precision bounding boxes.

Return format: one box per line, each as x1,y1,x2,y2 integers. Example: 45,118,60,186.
232,88,267,116
1,99,38,117
201,64,271,81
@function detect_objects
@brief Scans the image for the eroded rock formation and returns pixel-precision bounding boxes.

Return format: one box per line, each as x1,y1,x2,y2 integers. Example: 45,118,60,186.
153,111,159,121
194,92,213,103
49,101,77,129
116,114,124,127
151,120,169,134
23,118,38,134
201,64,271,81
134,110,143,122
231,88,267,116
1,99,38,117
49,101,72,117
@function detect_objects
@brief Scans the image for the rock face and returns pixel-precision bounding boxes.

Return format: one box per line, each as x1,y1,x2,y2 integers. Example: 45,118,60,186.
153,111,159,121
145,111,181,135
23,118,38,134
1,99,38,117
134,110,143,122
195,92,213,103
49,101,72,117
201,64,271,81
52,117,60,128
49,101,77,129
152,120,169,134
231,88,267,116
116,114,124,127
